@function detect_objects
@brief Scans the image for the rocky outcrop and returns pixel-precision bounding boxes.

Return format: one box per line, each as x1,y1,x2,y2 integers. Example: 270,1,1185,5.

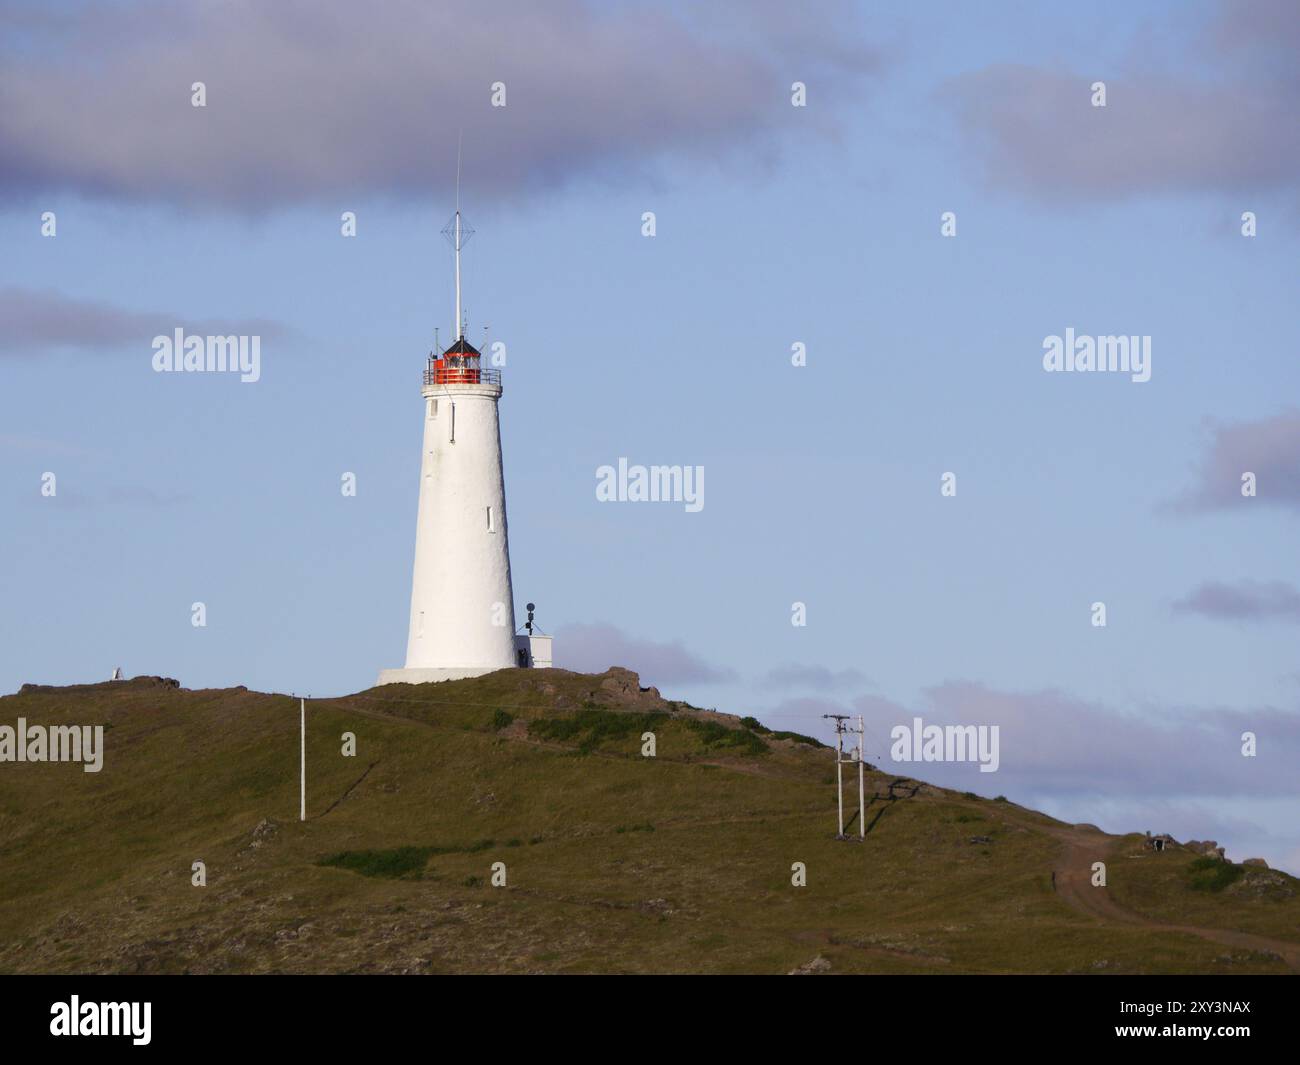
19,675,181,695
246,819,279,851
595,667,664,709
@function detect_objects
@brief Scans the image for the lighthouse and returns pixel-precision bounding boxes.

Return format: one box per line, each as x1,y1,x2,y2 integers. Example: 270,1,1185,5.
377,190,550,685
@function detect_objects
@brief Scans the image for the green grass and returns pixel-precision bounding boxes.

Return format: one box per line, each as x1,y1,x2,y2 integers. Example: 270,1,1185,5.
318,846,435,879
528,708,669,749
1104,835,1300,939
680,717,767,755
317,838,499,878
767,730,824,748
1187,856,1245,893
0,670,1294,975
527,706,808,758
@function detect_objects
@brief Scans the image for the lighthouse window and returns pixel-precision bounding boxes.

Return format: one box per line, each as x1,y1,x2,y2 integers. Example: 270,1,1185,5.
427,399,438,419
487,506,495,533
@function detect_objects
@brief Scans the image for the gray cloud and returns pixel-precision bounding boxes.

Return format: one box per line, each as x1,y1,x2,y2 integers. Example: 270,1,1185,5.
839,682,1299,801
1,288,168,354
940,0,1300,201
0,0,880,210
1173,580,1300,623
1168,410,1300,512
750,682,1299,871
761,695,854,722
761,663,868,690
0,287,288,357
554,622,736,686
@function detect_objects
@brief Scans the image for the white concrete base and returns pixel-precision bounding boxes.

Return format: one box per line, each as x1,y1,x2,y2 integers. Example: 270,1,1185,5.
375,666,504,686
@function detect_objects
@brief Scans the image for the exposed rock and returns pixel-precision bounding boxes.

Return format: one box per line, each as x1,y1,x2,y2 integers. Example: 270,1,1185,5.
596,667,664,709
134,676,182,689
968,835,993,845
789,955,832,975
1228,871,1294,900
19,675,180,694
248,819,279,849
1185,840,1226,860
501,718,530,741
1242,857,1269,869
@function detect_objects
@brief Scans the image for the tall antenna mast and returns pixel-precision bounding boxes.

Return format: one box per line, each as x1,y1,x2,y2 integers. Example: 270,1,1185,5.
441,133,475,345
454,132,462,340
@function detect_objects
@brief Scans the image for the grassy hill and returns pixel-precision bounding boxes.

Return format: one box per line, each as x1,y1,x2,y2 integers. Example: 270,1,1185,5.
1,669,1296,974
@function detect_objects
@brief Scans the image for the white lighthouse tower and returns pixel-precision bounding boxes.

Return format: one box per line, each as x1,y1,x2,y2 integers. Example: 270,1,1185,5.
377,188,540,685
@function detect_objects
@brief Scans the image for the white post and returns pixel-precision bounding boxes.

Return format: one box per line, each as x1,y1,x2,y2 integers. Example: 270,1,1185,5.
858,716,865,839
300,698,306,822
835,728,844,837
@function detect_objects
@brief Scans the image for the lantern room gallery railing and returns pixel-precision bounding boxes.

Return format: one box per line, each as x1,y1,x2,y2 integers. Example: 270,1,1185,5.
423,366,502,387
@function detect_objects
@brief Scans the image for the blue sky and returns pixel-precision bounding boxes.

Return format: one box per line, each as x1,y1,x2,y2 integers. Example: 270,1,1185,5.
2,1,1298,871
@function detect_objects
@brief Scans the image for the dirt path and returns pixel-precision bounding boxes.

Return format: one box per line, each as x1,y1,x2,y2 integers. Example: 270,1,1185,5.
1049,825,1300,970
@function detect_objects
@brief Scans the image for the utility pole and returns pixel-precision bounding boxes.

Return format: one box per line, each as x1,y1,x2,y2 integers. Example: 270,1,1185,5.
300,698,306,823
823,714,866,840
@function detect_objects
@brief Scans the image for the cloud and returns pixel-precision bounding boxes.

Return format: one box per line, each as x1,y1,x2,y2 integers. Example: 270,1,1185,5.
1167,410,1300,513
761,663,868,690
1172,580,1300,623
0,287,289,357
761,695,855,720
840,681,1299,801
0,0,881,210
940,0,1300,201
749,681,1299,873
736,696,864,747
554,622,736,686
1030,793,1298,872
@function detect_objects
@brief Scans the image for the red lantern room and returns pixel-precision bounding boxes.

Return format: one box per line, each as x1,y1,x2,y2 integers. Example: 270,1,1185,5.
428,335,483,385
